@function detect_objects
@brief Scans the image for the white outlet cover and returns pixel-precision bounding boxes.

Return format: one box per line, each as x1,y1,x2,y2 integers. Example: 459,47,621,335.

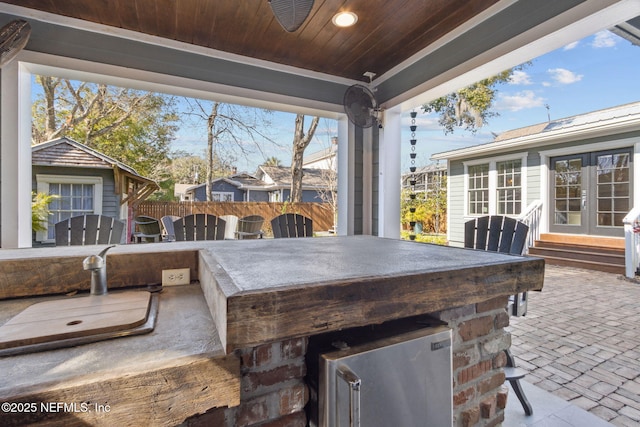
161,268,191,286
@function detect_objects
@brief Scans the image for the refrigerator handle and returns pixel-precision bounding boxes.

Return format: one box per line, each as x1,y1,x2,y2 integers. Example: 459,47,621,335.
336,364,361,427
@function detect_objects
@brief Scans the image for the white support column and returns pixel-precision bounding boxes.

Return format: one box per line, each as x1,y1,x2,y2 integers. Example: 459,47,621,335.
378,107,401,239
362,126,373,235
1,60,33,248
337,116,354,236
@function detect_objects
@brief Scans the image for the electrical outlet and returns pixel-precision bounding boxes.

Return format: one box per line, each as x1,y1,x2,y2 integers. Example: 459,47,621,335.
162,268,190,286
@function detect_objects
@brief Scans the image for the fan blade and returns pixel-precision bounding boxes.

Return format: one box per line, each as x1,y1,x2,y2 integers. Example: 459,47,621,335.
269,0,315,32
0,20,31,68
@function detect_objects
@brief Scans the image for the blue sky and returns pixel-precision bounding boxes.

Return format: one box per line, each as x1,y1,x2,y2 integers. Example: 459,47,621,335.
403,29,640,170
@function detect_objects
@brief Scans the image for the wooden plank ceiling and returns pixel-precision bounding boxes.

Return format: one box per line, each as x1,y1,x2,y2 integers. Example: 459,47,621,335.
3,0,500,82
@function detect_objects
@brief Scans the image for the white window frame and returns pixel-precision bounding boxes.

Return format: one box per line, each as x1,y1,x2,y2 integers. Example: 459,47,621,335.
211,191,234,202
36,174,103,242
463,152,527,218
464,162,491,216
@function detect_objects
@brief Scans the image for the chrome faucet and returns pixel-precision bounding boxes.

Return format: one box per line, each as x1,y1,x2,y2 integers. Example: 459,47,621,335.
83,245,115,295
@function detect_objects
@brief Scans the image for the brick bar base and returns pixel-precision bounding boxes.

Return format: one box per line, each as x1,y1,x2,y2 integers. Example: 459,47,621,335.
182,297,511,427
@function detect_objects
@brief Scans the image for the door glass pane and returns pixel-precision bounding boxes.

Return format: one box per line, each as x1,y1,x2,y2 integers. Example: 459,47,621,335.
554,158,582,226
596,152,630,228
598,199,612,211
615,198,629,212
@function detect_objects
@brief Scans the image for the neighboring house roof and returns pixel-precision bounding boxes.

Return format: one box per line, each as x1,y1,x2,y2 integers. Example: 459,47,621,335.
303,147,332,165
257,165,331,188
186,166,334,198
303,144,337,170
34,137,140,176
174,183,195,198
217,173,271,189
432,101,640,161
32,137,159,203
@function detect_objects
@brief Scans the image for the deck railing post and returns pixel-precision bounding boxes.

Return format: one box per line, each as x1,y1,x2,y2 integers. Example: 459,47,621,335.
517,200,543,255
623,207,640,278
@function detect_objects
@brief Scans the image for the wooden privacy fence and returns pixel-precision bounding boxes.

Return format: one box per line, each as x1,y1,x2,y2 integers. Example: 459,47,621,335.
136,201,335,235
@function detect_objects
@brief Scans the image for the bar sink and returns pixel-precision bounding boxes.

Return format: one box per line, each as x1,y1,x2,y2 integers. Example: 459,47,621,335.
0,290,159,357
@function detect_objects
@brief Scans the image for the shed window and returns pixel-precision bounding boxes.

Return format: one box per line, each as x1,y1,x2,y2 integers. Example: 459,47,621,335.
36,175,103,242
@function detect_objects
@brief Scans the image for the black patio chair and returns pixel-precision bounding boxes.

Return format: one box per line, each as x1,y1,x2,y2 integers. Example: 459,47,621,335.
464,215,533,416
173,214,226,241
271,213,312,238
55,214,125,246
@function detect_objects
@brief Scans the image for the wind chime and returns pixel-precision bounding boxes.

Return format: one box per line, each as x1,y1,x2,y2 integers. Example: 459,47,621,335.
408,111,417,240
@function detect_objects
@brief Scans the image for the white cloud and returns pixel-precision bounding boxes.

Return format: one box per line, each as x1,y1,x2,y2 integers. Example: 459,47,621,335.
563,41,579,50
591,31,617,48
508,70,532,85
547,68,583,85
494,90,545,112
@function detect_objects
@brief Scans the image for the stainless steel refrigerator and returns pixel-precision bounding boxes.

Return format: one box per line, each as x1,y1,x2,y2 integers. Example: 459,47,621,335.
311,324,453,427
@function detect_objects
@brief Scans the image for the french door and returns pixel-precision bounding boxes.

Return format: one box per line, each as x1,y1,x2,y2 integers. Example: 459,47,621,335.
550,148,632,237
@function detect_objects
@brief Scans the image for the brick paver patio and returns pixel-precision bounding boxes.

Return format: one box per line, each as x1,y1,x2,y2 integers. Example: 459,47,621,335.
508,265,640,426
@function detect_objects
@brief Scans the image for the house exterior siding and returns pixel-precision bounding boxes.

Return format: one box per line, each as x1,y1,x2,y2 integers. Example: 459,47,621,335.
446,161,466,246
210,181,244,202
279,189,323,203
246,190,269,202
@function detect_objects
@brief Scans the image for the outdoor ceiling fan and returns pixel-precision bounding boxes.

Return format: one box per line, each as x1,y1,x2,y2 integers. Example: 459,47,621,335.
269,0,314,32
343,84,384,129
0,19,31,67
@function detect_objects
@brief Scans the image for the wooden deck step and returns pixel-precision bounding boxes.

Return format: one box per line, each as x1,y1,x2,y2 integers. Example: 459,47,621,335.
531,234,625,275
538,233,624,249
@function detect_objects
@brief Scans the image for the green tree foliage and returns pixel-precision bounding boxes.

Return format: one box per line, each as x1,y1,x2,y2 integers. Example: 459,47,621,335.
422,66,526,134
401,176,447,234
262,156,282,167
31,191,58,232
171,155,209,185
32,76,179,179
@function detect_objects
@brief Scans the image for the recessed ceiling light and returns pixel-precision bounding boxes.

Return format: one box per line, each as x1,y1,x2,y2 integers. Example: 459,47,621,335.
332,11,358,28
